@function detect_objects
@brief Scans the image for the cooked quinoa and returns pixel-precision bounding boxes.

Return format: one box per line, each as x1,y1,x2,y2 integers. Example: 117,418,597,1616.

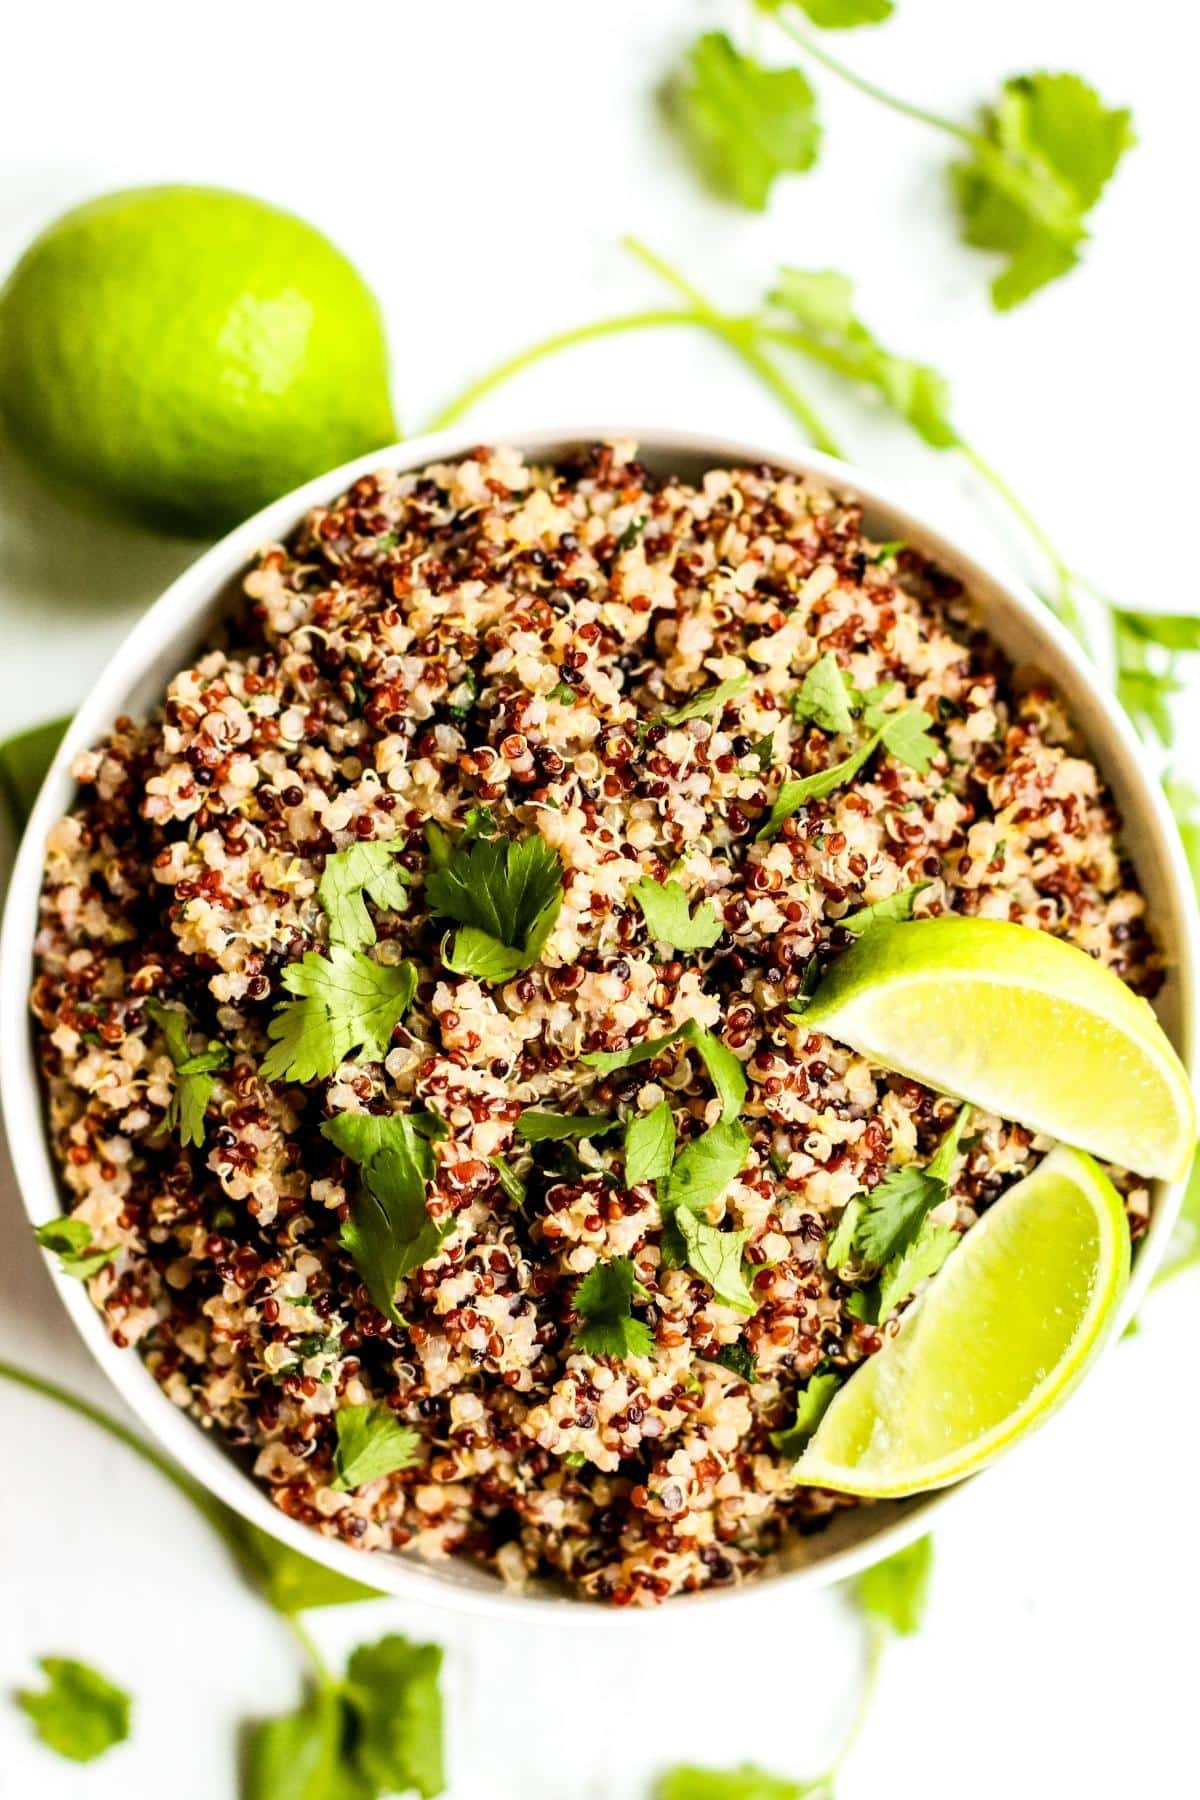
31,440,1158,1606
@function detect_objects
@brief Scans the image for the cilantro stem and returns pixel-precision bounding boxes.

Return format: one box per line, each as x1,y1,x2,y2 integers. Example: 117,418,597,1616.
0,1357,230,1536
425,309,701,430
768,10,979,146
621,236,844,456
285,1612,334,1688
833,1617,888,1773
958,443,1086,642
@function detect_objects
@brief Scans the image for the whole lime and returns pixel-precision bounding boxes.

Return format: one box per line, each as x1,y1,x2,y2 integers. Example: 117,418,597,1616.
0,186,397,536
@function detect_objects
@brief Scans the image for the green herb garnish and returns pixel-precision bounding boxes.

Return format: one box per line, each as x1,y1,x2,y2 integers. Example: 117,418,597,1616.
573,1256,654,1359
631,876,722,952
516,1109,619,1142
317,841,410,953
144,997,231,1146
332,1401,421,1492
769,1369,841,1457
427,832,562,983
663,670,749,725
838,880,931,935
33,1217,118,1281
323,1113,448,1328
262,950,417,1085
624,1101,677,1187
673,32,820,212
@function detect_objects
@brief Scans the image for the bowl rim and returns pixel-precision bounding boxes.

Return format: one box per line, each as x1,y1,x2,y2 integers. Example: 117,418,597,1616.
3,420,1195,1626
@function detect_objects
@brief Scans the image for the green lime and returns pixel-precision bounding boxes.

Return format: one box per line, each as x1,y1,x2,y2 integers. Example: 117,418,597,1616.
793,1145,1130,1497
804,916,1195,1181
0,186,396,536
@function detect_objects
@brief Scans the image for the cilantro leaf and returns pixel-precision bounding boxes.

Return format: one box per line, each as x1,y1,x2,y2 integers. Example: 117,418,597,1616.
769,1369,840,1458
1113,610,1191,747
632,876,722,952
318,842,410,952
877,705,938,773
676,1210,757,1313
516,1109,619,1142
16,1656,131,1764
324,1114,447,1327
332,1401,421,1492
839,879,931,935
853,1105,970,1265
674,33,820,212
791,650,856,735
824,1197,863,1273
768,269,959,449
664,669,750,724
262,950,417,1084
426,832,562,981
33,1217,118,1280
144,998,230,1146
715,1341,758,1382
0,714,68,829
741,730,778,774
573,1256,654,1359
583,1023,687,1075
951,73,1135,310
625,1101,677,1187
756,731,881,839
343,1635,445,1800
876,1219,959,1318
856,1533,934,1635
245,1685,369,1800
684,1022,747,1122
664,1119,752,1219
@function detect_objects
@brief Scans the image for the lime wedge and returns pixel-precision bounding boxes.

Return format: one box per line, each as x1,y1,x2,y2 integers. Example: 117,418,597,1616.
793,1146,1130,1497
804,918,1195,1181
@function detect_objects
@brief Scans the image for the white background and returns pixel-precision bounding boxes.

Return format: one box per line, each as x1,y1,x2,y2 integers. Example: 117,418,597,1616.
1,2,1197,1796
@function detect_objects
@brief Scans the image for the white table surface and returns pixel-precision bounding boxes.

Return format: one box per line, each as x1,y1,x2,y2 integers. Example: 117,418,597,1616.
1,2,1197,1795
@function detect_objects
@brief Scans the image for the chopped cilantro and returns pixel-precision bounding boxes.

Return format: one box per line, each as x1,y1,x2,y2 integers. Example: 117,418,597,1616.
741,730,779,774
317,841,410,952
663,670,749,724
144,997,231,1146
573,1256,654,1359
663,1119,752,1222
790,649,855,735
33,1217,118,1281
427,831,562,982
676,1210,757,1313
617,513,648,551
516,1109,619,1142
261,949,417,1084
673,33,820,212
16,1656,131,1764
332,1401,421,1492
853,1105,971,1266
489,1154,526,1209
875,1218,959,1319
824,1197,863,1273
715,1341,757,1382
770,1369,841,1458
624,1101,677,1187
631,876,722,952
839,879,932,935
757,705,937,839
583,1020,745,1123
323,1113,448,1327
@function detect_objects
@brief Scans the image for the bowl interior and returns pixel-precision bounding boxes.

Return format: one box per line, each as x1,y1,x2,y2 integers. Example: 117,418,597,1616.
3,425,1194,1621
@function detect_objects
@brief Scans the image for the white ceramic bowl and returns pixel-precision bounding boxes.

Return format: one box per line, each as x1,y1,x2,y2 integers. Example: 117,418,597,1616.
3,425,1195,1625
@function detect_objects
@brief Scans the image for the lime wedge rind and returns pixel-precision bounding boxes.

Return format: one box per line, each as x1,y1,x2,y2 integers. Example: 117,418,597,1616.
792,1146,1130,1499
803,918,1196,1183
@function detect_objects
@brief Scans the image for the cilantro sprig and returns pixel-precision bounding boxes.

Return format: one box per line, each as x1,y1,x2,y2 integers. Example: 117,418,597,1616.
33,1217,118,1281
769,1369,841,1458
427,830,562,983
631,876,722,953
833,1106,971,1322
584,1018,746,1122
573,1256,654,1359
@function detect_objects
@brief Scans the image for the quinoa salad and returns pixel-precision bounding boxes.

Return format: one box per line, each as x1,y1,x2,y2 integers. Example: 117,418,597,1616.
31,440,1158,1607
